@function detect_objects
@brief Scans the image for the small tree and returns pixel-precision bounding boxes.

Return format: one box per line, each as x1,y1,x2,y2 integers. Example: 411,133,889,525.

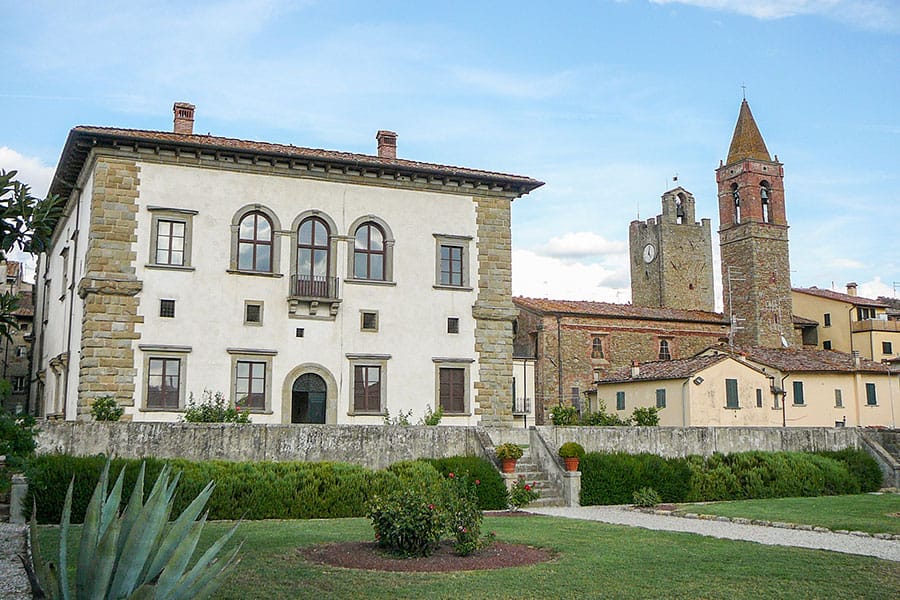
632,406,660,426
0,170,64,339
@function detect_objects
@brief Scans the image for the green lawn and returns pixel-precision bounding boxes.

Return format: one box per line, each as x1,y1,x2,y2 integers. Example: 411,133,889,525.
38,515,899,600
677,493,900,534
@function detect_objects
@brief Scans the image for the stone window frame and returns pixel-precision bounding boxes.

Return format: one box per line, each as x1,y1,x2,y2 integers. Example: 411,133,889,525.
883,341,893,355
244,300,264,326
834,388,843,408
823,313,831,327
59,246,69,300
447,317,460,334
290,210,339,294
227,348,277,414
755,388,763,408
11,375,26,392
346,353,390,416
433,233,473,291
658,337,673,361
147,206,197,271
345,215,396,286
138,344,191,412
360,310,379,332
433,357,475,416
228,204,283,277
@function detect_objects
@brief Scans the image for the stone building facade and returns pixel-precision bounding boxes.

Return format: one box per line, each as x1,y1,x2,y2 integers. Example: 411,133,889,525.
513,297,729,423
630,187,715,312
32,103,542,424
717,99,796,348
0,261,34,412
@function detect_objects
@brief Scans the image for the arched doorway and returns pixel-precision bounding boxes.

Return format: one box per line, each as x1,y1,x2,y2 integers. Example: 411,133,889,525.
291,373,327,424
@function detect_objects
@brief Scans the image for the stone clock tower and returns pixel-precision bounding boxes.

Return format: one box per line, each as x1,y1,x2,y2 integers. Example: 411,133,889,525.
717,99,794,348
629,187,715,312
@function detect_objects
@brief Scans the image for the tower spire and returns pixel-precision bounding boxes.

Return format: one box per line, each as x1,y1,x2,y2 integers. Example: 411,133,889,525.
726,99,771,165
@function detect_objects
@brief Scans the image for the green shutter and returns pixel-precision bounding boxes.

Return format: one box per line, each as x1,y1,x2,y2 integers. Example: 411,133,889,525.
725,379,739,408
616,391,625,411
655,389,666,408
866,383,877,406
792,381,804,405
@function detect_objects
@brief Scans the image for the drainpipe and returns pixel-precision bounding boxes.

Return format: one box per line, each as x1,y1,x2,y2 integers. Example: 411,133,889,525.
780,373,790,427
847,305,855,355
681,378,690,426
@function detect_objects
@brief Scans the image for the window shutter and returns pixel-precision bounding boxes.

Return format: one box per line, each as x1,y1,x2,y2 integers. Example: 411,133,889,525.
725,379,738,408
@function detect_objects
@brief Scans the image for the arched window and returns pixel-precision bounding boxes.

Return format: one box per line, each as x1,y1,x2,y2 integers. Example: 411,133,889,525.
354,222,385,280
760,182,771,223
731,184,741,224
238,211,273,271
658,339,672,361
591,337,604,359
675,193,685,224
296,217,330,296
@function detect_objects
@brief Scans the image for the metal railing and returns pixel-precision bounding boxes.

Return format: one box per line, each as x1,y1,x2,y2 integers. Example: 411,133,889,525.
290,275,339,299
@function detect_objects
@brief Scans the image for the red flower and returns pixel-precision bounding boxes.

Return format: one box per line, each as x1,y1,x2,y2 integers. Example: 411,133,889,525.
428,503,435,510
524,484,531,491
475,479,480,485
448,472,455,478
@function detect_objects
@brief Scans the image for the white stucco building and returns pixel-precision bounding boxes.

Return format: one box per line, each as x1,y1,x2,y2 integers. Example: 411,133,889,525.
32,103,542,425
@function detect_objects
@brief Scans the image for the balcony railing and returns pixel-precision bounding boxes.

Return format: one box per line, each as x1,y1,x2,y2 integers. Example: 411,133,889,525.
290,275,339,300
852,319,900,333
512,396,532,415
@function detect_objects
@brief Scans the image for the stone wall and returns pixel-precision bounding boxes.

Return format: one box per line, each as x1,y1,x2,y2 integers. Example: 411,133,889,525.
38,422,862,470
534,426,859,458
77,157,143,419
473,194,518,425
37,422,486,471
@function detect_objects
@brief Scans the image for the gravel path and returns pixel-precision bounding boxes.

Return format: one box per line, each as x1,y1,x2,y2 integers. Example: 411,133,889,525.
528,505,900,562
0,523,31,599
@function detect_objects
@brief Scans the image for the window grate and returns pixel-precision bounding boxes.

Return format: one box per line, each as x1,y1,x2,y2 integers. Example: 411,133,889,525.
159,299,175,318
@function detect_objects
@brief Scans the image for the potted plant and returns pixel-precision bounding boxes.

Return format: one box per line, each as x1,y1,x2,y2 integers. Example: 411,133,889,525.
495,443,524,473
558,441,585,471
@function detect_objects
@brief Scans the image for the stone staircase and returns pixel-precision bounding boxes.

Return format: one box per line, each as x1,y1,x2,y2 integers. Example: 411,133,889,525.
508,451,565,507
860,429,900,489
878,431,900,461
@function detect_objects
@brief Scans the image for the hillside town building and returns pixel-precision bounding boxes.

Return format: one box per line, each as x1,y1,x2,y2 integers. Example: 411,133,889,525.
31,103,542,424
0,261,34,412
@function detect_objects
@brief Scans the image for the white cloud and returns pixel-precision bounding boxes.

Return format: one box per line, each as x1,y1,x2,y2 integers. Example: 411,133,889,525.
858,277,897,300
649,0,900,32
0,147,55,197
537,232,627,259
512,249,631,302
829,258,866,270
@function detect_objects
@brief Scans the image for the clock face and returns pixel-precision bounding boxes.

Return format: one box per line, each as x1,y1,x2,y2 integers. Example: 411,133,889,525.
642,243,656,263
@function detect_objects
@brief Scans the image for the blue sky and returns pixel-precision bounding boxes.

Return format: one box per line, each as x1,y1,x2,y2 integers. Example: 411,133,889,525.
2,0,898,306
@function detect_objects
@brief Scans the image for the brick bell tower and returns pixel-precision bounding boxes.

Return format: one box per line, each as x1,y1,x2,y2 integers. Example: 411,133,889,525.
717,99,794,348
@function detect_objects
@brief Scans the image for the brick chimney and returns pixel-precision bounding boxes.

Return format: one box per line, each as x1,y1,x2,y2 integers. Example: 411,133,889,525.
173,102,195,135
630,360,640,379
845,282,858,297
376,130,397,159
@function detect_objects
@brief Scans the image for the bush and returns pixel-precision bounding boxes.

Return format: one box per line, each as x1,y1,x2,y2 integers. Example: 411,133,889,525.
495,443,523,460
579,410,631,426
182,390,251,423
816,448,882,492
443,471,489,555
633,486,661,507
24,455,393,523
580,452,692,505
368,484,445,557
0,406,38,461
89,396,123,421
421,405,444,426
631,406,660,426
558,442,585,459
424,457,507,510
508,477,539,510
549,405,579,426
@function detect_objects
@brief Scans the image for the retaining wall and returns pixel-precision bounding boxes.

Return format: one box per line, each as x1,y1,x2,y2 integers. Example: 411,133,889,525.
37,422,862,469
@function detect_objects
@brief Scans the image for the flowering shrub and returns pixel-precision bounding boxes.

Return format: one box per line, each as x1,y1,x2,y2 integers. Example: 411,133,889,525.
90,396,124,421
508,477,539,510
181,390,251,423
367,484,446,556
367,469,494,557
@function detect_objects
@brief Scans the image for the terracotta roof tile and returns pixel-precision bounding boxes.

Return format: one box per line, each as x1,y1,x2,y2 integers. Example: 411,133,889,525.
50,126,544,198
793,286,888,308
738,345,889,374
513,296,728,325
792,314,818,326
726,99,771,164
598,354,729,383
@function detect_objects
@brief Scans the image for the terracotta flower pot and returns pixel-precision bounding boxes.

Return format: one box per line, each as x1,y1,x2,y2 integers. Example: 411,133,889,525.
501,458,517,473
564,457,580,472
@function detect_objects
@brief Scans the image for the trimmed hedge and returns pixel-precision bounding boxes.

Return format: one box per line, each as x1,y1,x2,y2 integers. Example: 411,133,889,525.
815,448,882,492
423,456,507,510
580,450,879,506
580,452,692,505
25,454,399,524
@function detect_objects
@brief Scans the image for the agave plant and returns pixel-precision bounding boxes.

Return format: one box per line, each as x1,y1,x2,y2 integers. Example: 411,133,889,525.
27,460,241,599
